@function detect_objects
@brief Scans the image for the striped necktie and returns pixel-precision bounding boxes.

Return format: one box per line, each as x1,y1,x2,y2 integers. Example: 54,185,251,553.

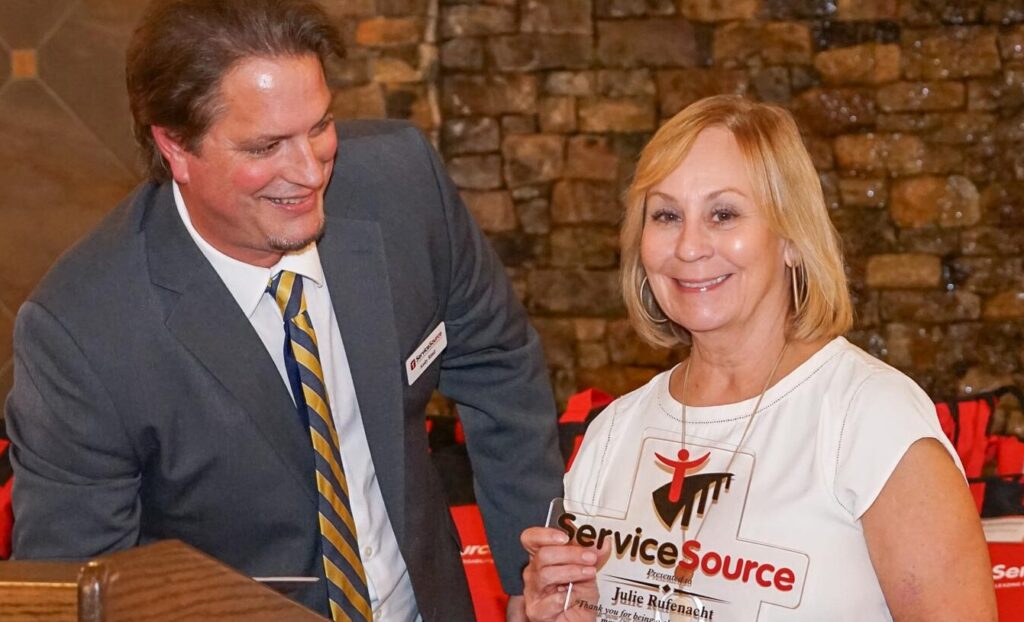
268,271,373,622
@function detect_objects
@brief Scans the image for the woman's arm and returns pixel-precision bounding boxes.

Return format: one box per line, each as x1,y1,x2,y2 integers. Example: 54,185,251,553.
861,438,997,621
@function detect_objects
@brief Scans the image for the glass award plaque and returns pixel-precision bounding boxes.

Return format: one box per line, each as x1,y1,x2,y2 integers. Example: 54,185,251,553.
546,428,808,621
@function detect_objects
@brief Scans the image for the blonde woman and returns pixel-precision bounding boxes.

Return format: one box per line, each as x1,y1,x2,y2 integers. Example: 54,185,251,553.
521,96,995,621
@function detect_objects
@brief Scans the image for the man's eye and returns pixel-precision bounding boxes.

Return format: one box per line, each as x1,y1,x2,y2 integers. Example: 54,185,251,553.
248,142,278,156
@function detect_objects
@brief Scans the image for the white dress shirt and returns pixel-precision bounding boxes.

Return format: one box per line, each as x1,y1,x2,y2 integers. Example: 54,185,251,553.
173,183,420,621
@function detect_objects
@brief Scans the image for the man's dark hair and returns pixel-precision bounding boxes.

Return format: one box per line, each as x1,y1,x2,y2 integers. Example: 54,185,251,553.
126,0,342,182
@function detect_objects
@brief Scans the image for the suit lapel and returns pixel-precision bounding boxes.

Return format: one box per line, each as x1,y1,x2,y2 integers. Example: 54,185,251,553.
144,186,317,504
318,215,406,542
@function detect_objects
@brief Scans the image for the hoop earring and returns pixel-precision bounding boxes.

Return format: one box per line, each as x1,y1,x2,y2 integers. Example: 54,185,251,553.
790,265,806,315
639,276,669,324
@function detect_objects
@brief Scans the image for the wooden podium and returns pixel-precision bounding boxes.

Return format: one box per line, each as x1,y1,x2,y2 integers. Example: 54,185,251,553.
0,540,325,621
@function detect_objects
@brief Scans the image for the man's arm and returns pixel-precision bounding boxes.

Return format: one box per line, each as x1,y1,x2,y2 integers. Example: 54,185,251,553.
5,301,141,559
412,130,565,594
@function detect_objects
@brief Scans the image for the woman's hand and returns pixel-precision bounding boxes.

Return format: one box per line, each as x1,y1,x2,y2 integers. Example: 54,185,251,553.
521,527,603,622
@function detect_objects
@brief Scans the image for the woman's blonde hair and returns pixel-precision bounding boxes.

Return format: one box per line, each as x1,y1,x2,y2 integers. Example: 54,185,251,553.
621,95,853,348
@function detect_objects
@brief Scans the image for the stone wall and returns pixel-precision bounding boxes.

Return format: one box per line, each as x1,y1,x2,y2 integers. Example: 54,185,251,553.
2,1,1024,429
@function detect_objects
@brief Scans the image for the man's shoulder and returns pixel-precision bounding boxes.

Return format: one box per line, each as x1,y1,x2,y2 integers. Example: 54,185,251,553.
28,182,160,312
335,118,421,143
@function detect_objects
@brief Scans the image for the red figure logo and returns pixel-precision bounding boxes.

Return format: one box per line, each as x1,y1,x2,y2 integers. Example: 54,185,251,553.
655,449,711,503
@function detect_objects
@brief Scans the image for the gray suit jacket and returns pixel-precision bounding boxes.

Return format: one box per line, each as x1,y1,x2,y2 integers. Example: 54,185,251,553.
5,120,564,619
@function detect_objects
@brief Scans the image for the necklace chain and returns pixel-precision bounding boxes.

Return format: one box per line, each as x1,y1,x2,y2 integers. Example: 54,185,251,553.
679,342,789,546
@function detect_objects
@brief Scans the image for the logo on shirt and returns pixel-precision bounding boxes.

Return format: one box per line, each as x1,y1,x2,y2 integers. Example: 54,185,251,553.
651,449,733,530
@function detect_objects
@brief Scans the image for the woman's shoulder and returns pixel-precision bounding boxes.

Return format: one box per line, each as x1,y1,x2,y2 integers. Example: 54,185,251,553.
813,337,932,414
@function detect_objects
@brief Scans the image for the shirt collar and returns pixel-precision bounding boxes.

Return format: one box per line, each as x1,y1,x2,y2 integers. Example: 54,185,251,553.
172,181,325,318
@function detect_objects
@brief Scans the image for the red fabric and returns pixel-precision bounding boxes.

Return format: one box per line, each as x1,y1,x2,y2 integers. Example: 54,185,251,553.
451,504,507,621
559,388,614,424
996,436,1024,477
956,399,992,479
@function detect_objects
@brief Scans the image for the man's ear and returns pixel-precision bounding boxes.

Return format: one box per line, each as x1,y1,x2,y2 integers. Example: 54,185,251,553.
151,126,191,184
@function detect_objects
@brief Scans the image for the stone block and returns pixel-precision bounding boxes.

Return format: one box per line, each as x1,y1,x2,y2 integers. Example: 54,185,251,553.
866,254,942,288
577,366,662,397
462,190,518,232
551,180,622,224
961,226,1024,256
377,0,430,15
355,17,423,47
984,291,1024,319
332,83,387,120
897,227,959,255
516,198,551,234
502,115,540,135
679,0,758,22
566,135,621,181
889,176,942,227
578,97,657,132
545,72,599,97
714,22,813,67
539,97,578,133
532,318,578,368
443,117,500,155
550,226,621,268
577,342,611,369
902,28,1002,80
882,323,945,370
384,84,437,131
440,5,516,38
813,43,900,86
877,81,965,112
596,0,677,18
448,154,503,190
880,291,982,322
371,47,430,84
440,38,484,70
522,0,594,34
596,70,658,98
528,269,625,315
949,257,1024,295
1000,26,1024,61
791,88,876,135
834,133,928,176
840,178,888,208
878,112,995,144
938,175,982,227
607,319,675,366
655,68,749,116
575,318,608,341
835,0,898,20
597,19,699,68
489,35,593,72
442,74,538,116
503,134,566,187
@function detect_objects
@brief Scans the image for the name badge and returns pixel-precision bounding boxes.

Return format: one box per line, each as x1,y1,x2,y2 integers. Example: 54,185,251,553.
406,322,447,385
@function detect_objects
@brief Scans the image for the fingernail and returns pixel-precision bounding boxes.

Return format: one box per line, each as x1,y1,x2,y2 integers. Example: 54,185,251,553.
582,551,596,563
583,566,596,576
555,533,570,544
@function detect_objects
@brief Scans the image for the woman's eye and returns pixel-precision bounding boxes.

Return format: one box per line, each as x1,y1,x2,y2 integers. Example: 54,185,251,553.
651,209,680,223
712,207,738,223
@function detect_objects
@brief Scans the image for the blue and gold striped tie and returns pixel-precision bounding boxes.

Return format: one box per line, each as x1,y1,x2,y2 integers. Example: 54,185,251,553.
268,271,373,622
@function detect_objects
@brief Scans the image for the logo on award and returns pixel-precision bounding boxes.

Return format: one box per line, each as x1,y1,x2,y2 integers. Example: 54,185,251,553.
651,449,733,530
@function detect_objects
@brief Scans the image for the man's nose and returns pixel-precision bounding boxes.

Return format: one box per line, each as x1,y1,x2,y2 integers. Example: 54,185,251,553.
287,139,325,188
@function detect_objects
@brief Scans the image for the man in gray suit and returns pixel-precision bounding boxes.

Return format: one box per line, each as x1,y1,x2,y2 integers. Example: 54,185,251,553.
4,0,563,619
